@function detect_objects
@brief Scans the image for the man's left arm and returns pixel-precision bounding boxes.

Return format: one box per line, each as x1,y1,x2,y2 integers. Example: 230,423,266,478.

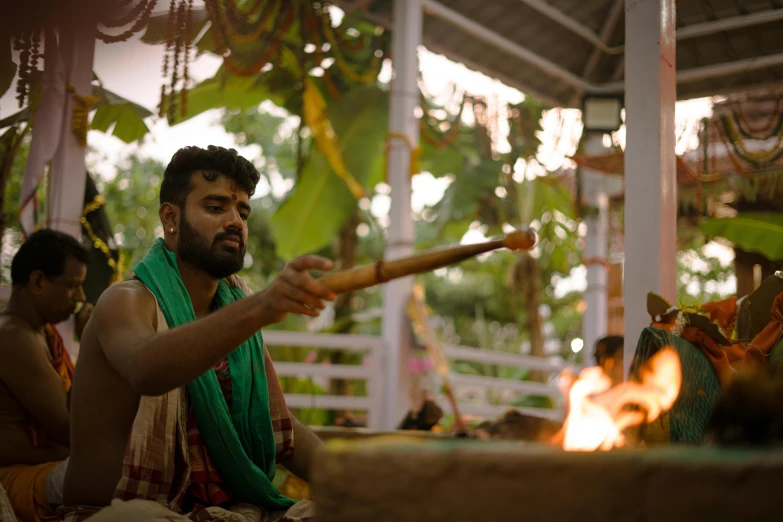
283,411,324,483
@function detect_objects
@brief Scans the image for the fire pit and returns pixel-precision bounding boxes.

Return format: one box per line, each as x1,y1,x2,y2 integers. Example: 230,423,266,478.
311,440,782,522
310,342,783,522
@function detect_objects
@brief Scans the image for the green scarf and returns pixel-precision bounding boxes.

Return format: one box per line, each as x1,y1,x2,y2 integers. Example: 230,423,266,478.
134,238,294,510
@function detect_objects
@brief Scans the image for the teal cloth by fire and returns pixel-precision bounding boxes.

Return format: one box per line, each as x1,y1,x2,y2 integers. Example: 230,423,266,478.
134,238,294,510
631,327,721,444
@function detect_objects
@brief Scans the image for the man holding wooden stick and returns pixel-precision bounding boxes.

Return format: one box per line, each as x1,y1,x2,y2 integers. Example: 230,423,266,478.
62,146,334,521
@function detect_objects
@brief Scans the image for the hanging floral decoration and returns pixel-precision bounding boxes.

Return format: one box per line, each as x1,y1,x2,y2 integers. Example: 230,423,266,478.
81,194,125,283
66,83,100,147
199,0,384,98
716,114,783,170
158,0,196,121
730,97,783,141
707,95,783,171
12,28,41,108
668,95,783,217
96,0,159,43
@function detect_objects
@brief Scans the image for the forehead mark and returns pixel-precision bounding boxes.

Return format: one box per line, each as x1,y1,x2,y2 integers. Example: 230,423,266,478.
231,194,237,201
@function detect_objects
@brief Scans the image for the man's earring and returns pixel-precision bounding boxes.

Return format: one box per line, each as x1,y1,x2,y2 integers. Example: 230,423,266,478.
170,228,175,233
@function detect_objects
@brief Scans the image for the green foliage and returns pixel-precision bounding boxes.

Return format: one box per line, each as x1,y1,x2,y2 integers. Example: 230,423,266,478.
0,126,30,284
700,212,783,261
221,108,299,183
676,247,735,306
270,150,356,260
0,80,152,144
0,127,30,231
173,64,296,124
91,84,153,143
269,84,388,260
98,156,166,275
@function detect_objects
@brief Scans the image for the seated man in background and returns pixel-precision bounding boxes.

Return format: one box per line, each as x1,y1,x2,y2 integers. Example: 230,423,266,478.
594,335,624,386
0,229,92,521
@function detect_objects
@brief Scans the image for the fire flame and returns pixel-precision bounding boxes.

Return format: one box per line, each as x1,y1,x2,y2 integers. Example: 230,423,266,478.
555,347,681,451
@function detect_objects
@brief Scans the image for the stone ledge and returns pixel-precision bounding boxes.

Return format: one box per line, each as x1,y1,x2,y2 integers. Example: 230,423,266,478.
311,439,782,522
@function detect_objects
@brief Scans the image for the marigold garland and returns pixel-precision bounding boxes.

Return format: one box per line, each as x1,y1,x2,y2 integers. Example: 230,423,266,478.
719,115,783,169
386,132,421,179
221,2,295,77
81,194,124,283
226,0,281,45
224,0,265,22
735,97,782,139
320,1,365,52
318,3,381,84
730,102,783,142
66,83,99,148
220,0,279,43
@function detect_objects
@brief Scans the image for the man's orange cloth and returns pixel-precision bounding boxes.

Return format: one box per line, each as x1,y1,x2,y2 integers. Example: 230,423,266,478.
653,292,783,385
738,291,783,375
23,325,73,447
701,296,738,334
0,462,59,522
0,325,73,521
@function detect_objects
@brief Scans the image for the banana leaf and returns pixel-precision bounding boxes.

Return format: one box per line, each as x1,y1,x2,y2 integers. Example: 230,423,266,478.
0,80,152,144
269,84,388,260
700,212,783,261
91,84,153,143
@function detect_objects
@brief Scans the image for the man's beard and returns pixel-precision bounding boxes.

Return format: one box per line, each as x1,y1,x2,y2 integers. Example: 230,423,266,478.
177,216,245,280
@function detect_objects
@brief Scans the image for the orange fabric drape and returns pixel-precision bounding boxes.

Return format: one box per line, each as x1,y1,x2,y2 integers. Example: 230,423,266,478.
0,461,60,522
701,296,738,333
652,291,783,386
23,325,73,447
738,291,783,375
651,324,744,387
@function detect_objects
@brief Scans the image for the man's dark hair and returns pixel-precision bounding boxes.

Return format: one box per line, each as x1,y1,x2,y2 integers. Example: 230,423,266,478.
594,335,624,364
160,145,261,207
10,229,90,286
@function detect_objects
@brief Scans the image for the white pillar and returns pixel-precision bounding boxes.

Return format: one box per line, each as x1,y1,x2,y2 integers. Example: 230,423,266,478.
47,20,96,357
376,0,421,430
581,132,608,366
623,0,677,375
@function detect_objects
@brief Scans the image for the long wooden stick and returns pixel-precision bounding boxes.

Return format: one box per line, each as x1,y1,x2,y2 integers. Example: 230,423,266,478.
319,228,536,294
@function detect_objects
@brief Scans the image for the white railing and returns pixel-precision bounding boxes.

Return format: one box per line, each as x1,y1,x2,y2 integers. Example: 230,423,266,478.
262,330,567,427
0,285,569,427
262,330,385,428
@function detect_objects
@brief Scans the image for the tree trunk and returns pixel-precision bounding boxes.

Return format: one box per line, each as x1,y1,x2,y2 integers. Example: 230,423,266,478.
513,251,546,382
328,210,361,422
734,248,776,297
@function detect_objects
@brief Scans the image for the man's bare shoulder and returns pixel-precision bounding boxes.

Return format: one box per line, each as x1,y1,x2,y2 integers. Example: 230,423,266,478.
91,280,157,328
0,315,42,352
